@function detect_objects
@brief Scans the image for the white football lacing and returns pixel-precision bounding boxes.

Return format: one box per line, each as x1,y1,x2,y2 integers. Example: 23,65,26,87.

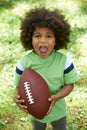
24,82,35,104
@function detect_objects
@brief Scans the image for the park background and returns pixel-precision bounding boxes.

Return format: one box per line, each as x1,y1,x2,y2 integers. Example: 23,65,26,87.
0,0,87,130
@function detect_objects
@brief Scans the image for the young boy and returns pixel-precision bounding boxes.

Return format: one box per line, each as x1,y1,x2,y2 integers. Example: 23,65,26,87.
14,7,78,130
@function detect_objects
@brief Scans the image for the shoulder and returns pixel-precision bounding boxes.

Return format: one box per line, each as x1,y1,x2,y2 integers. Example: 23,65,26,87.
56,51,74,73
16,51,33,75
55,51,67,64
63,56,79,83
55,51,67,59
64,56,73,69
56,51,73,66
64,56,74,74
20,51,33,61
19,51,34,65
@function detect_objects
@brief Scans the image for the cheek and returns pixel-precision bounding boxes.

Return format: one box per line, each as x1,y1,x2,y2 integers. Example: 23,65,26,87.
32,44,37,51
32,39,36,48
51,42,56,49
32,37,35,47
32,43,39,52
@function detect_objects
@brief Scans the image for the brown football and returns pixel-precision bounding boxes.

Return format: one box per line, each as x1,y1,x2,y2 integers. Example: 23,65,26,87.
18,68,50,119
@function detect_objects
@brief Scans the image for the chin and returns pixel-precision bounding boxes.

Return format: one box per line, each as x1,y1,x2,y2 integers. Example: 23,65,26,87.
39,53,48,58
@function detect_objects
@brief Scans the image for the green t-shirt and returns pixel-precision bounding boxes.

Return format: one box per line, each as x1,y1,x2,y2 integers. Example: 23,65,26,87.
14,50,79,123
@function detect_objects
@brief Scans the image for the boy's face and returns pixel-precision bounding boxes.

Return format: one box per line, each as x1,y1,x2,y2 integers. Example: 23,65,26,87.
32,27,56,58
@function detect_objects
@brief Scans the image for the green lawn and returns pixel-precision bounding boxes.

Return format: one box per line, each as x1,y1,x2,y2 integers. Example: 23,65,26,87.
0,0,87,130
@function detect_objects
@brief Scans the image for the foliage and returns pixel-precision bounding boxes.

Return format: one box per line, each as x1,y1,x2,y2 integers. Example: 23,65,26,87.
0,0,87,130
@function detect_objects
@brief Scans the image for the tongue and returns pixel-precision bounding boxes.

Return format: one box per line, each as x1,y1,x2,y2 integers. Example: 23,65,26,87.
39,46,48,53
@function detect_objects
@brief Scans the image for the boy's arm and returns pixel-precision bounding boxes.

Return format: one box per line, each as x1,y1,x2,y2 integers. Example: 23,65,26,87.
47,84,74,115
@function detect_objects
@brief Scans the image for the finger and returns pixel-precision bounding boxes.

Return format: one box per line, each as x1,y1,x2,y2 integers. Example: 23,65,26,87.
46,100,56,115
16,99,24,103
19,103,27,109
15,95,20,99
14,96,20,102
47,103,53,115
47,106,52,115
47,109,51,115
17,103,28,112
19,105,28,113
15,99,25,107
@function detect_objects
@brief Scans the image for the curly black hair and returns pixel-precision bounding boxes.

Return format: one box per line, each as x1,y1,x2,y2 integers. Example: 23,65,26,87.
20,7,71,50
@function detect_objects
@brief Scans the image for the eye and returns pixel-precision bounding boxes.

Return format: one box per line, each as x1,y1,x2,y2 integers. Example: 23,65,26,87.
33,34,41,38
46,34,53,38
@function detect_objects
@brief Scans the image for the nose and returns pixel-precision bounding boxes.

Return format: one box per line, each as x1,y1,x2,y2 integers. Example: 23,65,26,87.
40,36,46,43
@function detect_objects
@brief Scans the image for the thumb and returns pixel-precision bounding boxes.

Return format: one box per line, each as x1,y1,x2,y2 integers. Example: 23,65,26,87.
48,95,56,102
48,98,51,102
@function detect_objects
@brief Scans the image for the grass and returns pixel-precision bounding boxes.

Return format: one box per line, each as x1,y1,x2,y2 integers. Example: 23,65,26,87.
0,0,87,129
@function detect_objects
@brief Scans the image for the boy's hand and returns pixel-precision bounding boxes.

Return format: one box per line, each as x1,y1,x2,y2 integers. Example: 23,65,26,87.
14,87,28,113
47,95,58,115
47,84,74,115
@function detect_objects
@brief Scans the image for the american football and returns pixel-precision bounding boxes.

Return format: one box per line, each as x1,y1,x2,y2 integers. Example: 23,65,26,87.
18,68,50,119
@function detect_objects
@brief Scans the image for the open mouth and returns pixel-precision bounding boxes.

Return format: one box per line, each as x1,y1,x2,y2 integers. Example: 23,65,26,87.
39,46,48,53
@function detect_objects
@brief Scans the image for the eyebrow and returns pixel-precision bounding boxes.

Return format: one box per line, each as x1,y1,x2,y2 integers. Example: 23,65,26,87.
33,32,54,35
